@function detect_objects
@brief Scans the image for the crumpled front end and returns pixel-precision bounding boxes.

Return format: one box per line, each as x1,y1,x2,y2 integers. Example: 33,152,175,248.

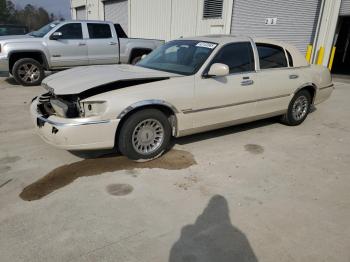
30,93,119,150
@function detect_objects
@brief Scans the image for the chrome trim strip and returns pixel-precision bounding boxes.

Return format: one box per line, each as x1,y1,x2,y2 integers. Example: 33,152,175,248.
182,94,290,114
117,99,179,119
319,83,334,90
36,115,110,127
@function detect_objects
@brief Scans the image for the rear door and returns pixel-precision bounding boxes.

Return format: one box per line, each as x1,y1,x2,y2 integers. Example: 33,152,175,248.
255,43,304,115
86,23,118,65
193,42,259,128
47,23,88,67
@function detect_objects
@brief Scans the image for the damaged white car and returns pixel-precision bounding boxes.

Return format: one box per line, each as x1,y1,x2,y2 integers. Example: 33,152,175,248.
31,35,334,160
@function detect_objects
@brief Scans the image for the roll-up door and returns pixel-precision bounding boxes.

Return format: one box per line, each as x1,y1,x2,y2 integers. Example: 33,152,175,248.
104,0,128,33
76,6,86,20
230,0,321,54
340,0,350,16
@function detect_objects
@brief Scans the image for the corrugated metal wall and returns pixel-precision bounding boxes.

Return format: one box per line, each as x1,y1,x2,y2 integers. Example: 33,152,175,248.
340,0,350,15
104,0,128,32
130,0,172,40
129,0,231,40
76,6,87,20
230,0,321,54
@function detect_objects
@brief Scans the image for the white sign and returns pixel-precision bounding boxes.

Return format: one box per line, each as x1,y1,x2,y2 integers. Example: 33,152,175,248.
265,18,277,25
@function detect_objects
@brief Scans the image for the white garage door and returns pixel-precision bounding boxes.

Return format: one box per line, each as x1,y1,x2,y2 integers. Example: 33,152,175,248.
104,0,128,33
340,0,350,16
230,0,321,54
76,6,86,20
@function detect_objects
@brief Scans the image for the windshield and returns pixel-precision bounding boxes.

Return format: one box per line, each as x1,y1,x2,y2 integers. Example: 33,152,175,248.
137,40,218,75
29,22,59,37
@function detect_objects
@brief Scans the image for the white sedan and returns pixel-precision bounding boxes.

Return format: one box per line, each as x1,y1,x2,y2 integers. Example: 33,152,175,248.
31,35,334,160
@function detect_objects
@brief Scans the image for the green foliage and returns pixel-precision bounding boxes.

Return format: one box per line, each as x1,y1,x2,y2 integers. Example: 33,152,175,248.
0,1,63,31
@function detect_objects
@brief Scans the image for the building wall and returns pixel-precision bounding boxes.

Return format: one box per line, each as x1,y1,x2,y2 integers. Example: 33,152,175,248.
129,0,233,40
230,0,321,54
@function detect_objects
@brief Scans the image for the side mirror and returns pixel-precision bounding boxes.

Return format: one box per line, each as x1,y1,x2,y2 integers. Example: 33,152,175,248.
141,54,147,60
50,31,62,40
207,63,229,77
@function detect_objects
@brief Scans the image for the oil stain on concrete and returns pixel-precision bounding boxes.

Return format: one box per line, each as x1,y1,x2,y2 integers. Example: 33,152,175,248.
19,149,196,201
244,144,264,154
106,184,133,196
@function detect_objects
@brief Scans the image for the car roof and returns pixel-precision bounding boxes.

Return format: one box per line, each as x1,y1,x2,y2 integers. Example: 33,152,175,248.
62,20,115,24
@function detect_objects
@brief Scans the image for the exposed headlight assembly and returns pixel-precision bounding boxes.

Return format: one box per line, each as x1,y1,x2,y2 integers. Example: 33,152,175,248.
81,101,107,117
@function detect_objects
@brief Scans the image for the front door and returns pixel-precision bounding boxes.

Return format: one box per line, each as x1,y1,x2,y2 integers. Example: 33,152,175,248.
193,42,259,128
47,23,88,68
86,23,119,65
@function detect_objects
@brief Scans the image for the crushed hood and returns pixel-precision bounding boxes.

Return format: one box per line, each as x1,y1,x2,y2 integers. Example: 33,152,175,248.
42,64,181,95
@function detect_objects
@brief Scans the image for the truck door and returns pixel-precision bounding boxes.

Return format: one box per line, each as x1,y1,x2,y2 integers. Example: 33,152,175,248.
47,23,88,67
86,23,119,65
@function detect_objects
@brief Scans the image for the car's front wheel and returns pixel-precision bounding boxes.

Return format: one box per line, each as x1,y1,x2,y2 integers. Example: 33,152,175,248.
13,58,44,86
118,109,172,160
281,90,311,126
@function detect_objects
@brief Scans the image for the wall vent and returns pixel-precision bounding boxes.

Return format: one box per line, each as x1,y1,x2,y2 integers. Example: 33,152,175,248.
203,0,224,19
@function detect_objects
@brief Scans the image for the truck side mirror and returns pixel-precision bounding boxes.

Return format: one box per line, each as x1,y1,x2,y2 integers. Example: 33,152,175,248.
50,32,62,40
141,54,147,60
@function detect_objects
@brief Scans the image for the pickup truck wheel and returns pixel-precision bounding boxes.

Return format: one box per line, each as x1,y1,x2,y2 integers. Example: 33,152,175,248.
131,56,142,65
118,109,171,161
281,90,311,126
13,58,44,86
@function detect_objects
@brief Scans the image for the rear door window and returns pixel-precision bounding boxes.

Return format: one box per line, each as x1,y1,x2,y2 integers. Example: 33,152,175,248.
256,43,288,69
88,23,112,39
210,42,255,74
286,50,294,67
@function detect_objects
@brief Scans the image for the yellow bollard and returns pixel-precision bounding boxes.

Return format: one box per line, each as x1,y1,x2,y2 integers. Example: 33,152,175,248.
305,45,313,63
316,47,325,65
328,46,336,71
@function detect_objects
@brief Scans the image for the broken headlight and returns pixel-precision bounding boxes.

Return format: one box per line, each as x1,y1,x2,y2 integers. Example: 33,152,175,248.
80,101,107,117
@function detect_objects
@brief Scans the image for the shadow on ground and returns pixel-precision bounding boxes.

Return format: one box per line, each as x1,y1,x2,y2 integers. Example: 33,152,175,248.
169,195,258,262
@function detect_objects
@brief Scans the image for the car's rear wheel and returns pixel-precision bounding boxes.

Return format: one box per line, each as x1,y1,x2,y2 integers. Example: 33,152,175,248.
281,90,311,126
118,109,171,160
13,58,44,86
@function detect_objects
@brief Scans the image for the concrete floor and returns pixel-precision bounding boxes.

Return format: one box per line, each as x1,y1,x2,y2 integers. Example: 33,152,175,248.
0,75,349,262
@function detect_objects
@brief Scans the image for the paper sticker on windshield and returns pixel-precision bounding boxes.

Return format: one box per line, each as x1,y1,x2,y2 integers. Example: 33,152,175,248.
196,42,217,49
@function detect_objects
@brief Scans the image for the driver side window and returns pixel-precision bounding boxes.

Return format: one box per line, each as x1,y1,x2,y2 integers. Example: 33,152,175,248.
210,42,255,74
55,23,83,40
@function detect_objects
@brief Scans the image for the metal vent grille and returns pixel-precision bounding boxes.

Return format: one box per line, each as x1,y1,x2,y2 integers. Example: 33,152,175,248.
203,0,224,19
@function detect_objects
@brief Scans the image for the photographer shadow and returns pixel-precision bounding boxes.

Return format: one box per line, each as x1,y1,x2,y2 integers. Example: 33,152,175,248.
169,195,258,262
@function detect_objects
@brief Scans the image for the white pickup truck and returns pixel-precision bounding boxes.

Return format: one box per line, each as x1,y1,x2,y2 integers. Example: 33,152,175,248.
0,20,164,86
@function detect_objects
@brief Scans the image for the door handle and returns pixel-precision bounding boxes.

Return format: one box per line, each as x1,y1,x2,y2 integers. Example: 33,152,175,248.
78,42,86,46
109,42,117,45
289,74,299,79
241,79,254,86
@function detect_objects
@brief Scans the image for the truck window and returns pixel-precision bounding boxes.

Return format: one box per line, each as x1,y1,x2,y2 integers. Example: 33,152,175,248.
256,43,288,69
114,24,128,38
210,42,255,74
87,23,112,39
56,23,83,40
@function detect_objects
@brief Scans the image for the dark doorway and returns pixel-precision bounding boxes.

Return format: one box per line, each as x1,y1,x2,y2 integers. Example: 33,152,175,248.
332,16,350,75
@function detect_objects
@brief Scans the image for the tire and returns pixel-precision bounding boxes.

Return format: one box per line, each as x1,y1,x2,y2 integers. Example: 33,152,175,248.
131,55,142,65
13,58,44,86
118,109,172,161
281,90,311,126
